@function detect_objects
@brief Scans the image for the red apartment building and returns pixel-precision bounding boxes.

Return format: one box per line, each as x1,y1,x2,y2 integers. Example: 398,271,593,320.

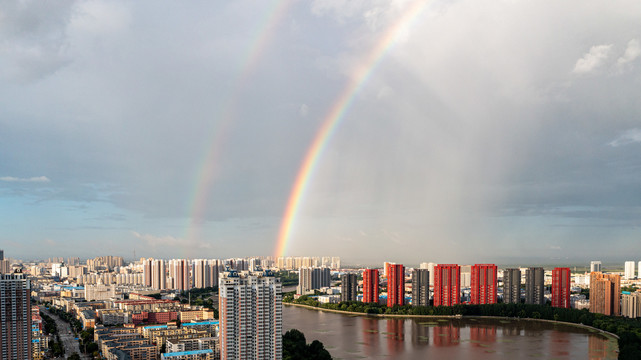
387,264,405,307
471,264,497,304
434,264,460,307
362,269,379,303
552,267,571,308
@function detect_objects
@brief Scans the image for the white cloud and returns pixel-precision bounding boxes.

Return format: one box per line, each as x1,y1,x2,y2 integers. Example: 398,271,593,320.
0,176,50,182
617,39,641,66
609,128,641,147
572,44,613,74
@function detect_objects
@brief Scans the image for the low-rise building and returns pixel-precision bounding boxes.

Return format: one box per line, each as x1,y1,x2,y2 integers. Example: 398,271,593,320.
161,349,216,360
179,309,215,322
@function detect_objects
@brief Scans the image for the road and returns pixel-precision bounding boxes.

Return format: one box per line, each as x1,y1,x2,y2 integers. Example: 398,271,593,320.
39,306,90,360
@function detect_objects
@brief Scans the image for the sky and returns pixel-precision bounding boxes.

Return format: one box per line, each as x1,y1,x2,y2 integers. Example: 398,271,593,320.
1,0,641,265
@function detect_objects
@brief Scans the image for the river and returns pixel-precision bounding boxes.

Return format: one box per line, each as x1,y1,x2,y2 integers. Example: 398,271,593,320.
282,305,618,359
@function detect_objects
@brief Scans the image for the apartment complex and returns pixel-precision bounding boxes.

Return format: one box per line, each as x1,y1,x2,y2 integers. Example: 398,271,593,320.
434,264,461,307
525,267,545,305
411,269,429,307
0,271,32,360
219,270,282,360
362,269,379,303
340,273,358,302
503,268,521,304
387,264,405,307
589,272,621,316
551,267,571,308
470,264,497,305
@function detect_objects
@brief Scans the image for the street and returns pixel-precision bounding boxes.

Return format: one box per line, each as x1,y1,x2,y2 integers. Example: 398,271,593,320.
39,306,90,360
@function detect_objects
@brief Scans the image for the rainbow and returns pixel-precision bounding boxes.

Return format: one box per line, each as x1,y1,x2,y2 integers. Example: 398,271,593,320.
274,0,430,258
186,0,293,243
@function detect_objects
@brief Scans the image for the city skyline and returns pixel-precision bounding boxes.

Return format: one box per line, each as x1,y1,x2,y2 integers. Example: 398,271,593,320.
2,1,641,263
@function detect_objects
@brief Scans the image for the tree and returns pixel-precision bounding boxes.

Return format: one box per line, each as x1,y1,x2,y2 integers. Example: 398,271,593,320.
283,329,333,360
67,353,81,360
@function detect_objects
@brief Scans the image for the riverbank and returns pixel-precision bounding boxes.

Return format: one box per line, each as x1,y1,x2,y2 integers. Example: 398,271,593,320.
283,302,619,341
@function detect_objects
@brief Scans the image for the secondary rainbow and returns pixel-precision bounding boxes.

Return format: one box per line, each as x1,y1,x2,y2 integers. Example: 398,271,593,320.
186,0,293,243
274,0,430,258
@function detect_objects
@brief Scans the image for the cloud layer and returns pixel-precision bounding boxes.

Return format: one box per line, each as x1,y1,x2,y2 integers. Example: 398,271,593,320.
1,0,641,264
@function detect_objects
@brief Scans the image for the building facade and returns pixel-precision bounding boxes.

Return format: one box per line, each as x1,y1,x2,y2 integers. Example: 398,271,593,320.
387,264,405,307
411,269,429,307
0,271,32,360
471,264,497,305
622,292,641,319
525,267,545,305
551,267,571,308
434,264,460,307
219,270,282,360
590,261,602,273
503,268,521,304
624,261,636,280
589,272,621,316
362,269,379,303
340,274,357,302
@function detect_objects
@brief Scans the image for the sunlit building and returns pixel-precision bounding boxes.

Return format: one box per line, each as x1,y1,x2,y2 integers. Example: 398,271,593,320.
219,270,282,360
434,264,460,307
589,272,621,316
551,267,570,308
362,269,379,303
471,264,497,304
387,264,405,307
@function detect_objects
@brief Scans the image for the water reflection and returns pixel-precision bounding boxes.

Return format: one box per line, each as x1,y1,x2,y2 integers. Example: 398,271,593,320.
411,320,429,346
282,306,617,360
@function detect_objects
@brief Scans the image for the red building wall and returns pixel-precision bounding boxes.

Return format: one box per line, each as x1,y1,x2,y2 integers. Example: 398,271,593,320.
434,264,460,307
363,269,379,303
471,264,497,304
387,264,405,307
552,267,571,308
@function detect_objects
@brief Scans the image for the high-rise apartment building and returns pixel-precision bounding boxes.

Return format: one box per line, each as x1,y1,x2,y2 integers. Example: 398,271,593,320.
639,261,641,280
297,267,313,295
589,272,621,316
434,264,460,307
622,292,641,319
169,259,191,291
362,269,379,303
1,271,32,360
340,274,358,302
503,268,521,304
411,269,429,307
551,267,570,308
419,262,436,285
152,259,167,290
193,259,215,289
312,267,331,289
296,267,330,294
219,270,282,360
624,261,636,280
590,261,602,273
471,264,497,305
525,267,545,305
387,264,405,307
384,262,392,279
143,258,153,287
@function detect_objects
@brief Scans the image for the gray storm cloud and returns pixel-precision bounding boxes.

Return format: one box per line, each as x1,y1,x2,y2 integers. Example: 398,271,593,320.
1,0,641,263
